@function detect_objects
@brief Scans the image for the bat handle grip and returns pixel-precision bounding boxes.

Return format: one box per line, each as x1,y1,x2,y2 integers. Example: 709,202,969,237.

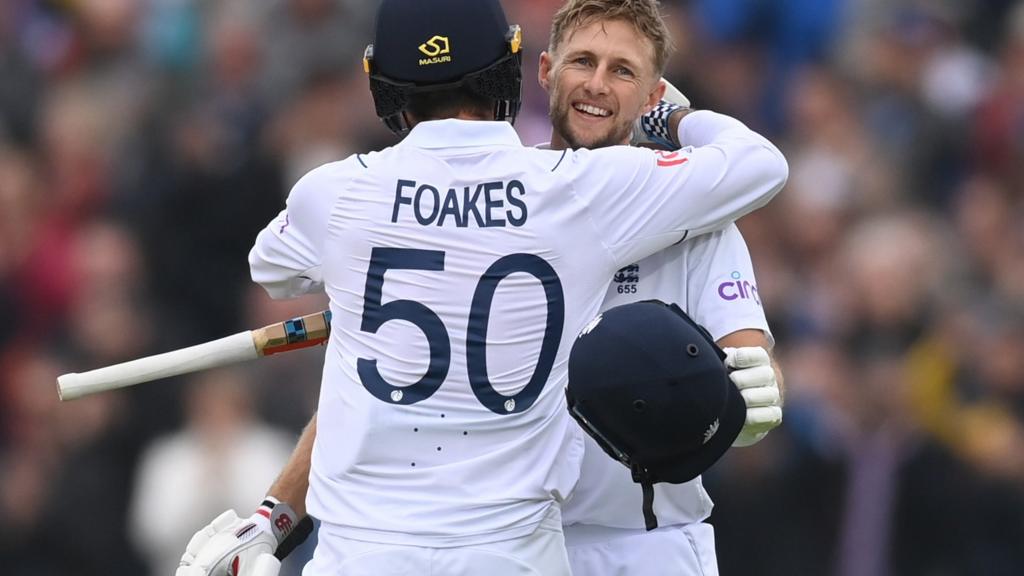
57,332,258,401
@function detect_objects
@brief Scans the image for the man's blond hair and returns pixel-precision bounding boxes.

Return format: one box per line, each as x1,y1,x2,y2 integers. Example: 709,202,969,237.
549,0,675,74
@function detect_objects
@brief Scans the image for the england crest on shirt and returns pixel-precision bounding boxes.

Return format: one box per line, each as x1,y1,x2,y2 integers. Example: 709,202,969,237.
613,264,639,294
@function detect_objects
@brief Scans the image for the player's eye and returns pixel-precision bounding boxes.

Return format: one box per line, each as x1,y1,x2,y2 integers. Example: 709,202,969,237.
572,56,592,67
615,67,635,78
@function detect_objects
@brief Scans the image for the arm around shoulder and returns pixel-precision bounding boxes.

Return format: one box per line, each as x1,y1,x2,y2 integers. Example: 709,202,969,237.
688,109,786,161
676,110,788,234
678,110,789,187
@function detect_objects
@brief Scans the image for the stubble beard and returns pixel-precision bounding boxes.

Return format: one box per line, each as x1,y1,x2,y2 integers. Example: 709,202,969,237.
549,96,633,150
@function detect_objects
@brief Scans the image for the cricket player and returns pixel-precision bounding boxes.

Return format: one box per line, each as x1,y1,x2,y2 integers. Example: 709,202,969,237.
542,2,783,575
177,0,787,574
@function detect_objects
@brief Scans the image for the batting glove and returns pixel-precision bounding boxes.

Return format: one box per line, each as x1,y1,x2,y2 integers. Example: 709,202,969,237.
724,347,783,447
631,77,691,150
176,498,297,576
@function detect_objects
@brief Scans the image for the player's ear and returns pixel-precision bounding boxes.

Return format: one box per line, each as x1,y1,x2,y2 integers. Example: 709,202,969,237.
641,78,667,114
538,51,553,91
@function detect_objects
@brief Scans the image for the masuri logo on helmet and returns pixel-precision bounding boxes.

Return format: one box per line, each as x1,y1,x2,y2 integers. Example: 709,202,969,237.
418,35,452,65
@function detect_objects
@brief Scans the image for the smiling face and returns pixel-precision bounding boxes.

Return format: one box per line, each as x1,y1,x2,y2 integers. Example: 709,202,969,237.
540,18,665,150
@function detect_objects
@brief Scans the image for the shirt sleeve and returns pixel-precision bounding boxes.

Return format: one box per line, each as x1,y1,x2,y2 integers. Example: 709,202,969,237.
569,110,788,269
684,224,774,347
249,163,340,298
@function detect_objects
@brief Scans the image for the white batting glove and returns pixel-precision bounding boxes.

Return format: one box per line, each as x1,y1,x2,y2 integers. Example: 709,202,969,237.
251,555,282,576
177,498,297,576
724,347,783,447
631,77,692,149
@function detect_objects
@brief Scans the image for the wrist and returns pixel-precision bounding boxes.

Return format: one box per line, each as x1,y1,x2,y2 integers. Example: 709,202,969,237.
669,108,694,147
252,497,300,546
639,101,687,149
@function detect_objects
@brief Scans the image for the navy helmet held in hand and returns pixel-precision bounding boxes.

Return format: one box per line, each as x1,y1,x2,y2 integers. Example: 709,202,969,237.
566,300,746,530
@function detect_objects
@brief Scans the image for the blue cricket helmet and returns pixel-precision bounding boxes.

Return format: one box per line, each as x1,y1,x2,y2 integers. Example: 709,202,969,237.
566,300,746,530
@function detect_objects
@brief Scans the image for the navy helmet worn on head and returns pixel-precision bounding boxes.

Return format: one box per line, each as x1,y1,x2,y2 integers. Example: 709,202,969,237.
364,0,523,135
566,300,746,530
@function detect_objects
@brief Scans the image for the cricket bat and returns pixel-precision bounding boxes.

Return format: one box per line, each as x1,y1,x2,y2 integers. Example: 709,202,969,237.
56,310,332,401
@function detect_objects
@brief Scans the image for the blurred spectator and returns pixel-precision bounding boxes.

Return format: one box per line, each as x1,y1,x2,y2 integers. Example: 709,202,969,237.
0,347,148,575
141,0,202,73
259,0,372,108
12,80,114,335
130,367,294,576
267,68,367,185
712,212,991,575
974,2,1024,192
952,175,1024,300
0,4,42,146
0,147,41,347
692,0,845,132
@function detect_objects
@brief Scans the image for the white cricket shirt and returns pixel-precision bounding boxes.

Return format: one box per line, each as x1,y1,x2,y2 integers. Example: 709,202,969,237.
249,114,786,546
561,224,773,530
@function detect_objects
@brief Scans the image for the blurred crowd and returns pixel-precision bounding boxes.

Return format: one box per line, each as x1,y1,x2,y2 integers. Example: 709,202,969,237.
1,0,1022,575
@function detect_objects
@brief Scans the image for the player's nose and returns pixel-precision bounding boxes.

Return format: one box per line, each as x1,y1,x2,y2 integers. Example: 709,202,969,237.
582,66,611,96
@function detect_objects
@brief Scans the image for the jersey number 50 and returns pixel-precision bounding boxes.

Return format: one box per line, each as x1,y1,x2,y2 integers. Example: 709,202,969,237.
357,247,565,415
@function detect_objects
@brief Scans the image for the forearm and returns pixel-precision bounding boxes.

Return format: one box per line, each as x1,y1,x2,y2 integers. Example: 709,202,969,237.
676,111,788,234
673,109,774,151
267,414,316,518
667,107,694,147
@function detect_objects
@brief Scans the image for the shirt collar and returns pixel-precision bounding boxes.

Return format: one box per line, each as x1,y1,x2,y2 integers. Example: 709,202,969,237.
401,119,523,150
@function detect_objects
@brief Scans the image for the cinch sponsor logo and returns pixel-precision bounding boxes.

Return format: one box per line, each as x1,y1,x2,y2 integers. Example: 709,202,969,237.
418,35,451,66
718,271,760,305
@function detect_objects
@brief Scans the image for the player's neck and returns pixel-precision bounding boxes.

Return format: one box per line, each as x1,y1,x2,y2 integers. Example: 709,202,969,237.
408,109,492,129
454,110,491,121
549,130,569,151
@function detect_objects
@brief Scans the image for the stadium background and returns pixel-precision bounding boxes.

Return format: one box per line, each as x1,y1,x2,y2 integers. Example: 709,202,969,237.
1,0,1022,574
